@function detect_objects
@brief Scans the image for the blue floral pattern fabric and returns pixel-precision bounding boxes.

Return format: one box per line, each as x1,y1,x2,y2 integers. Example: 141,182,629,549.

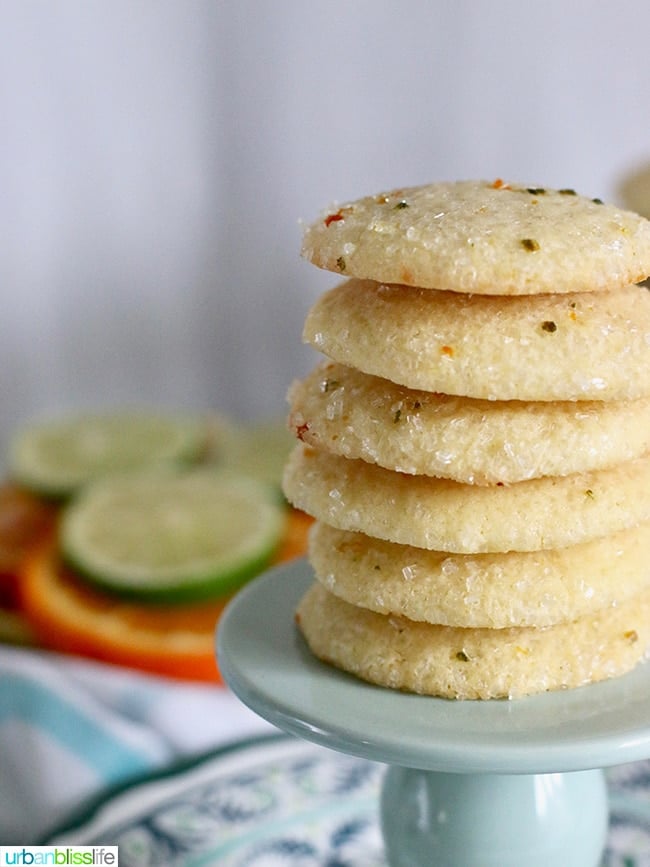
47,734,650,866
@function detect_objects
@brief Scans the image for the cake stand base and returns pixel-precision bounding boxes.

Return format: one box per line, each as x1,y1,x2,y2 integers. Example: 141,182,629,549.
381,766,607,867
217,559,650,867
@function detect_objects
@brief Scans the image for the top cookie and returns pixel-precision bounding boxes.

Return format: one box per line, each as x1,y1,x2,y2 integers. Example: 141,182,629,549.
301,180,650,294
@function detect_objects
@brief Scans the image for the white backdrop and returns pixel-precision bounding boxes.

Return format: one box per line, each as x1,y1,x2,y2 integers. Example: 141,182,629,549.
1,0,649,457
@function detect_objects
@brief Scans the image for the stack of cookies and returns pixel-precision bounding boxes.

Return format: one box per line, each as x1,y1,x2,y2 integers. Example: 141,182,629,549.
283,179,650,699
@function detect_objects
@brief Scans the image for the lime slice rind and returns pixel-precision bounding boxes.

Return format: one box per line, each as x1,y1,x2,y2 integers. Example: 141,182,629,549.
9,412,206,499
59,468,286,603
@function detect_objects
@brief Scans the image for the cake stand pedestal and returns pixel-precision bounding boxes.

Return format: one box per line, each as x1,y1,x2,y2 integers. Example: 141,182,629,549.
217,559,650,867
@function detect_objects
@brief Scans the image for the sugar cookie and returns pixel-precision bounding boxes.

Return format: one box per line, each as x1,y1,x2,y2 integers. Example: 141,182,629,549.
309,521,650,628
282,444,650,553
303,280,650,401
302,180,650,294
296,582,650,699
288,361,650,483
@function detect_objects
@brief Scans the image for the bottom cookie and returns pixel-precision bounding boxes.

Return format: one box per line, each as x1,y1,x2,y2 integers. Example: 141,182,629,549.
295,582,650,700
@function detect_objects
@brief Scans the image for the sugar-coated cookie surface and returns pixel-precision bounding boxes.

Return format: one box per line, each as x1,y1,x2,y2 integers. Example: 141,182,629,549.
310,521,650,628
303,280,650,401
289,361,650,483
301,180,650,294
296,582,650,699
283,444,650,553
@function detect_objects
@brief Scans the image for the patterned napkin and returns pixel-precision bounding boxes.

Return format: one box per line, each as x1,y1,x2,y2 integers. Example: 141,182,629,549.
0,645,272,843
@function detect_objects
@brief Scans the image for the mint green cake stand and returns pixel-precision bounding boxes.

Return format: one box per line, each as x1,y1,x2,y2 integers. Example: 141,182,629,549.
217,559,650,867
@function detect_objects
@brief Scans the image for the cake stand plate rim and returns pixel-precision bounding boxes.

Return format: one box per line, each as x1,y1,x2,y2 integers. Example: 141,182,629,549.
217,558,650,775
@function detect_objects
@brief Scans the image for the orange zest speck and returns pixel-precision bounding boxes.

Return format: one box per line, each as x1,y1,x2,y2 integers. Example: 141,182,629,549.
324,206,352,227
441,345,454,357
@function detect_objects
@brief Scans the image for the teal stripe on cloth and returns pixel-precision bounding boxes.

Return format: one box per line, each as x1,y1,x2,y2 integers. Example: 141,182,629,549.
0,673,156,781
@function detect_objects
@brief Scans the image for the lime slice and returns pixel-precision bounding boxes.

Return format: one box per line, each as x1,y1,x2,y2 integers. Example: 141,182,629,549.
9,411,206,498
60,468,286,602
216,418,294,490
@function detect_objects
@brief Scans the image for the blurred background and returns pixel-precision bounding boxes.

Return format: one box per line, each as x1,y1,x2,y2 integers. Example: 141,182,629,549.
1,0,650,457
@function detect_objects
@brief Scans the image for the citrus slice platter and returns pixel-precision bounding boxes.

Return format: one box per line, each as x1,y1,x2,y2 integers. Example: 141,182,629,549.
2,410,310,681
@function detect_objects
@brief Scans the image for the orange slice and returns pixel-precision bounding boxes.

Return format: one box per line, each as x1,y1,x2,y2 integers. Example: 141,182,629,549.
0,483,57,607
